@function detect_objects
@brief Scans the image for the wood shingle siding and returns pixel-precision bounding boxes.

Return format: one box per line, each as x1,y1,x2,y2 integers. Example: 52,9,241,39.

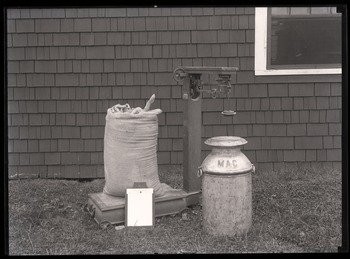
7,7,342,178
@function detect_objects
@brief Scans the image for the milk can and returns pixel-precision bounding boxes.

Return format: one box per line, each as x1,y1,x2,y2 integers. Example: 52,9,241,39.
198,136,255,236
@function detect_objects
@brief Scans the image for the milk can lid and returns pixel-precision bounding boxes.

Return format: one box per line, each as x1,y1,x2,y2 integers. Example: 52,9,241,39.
204,136,247,147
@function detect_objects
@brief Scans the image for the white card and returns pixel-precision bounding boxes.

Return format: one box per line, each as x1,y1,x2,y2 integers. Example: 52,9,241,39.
126,188,154,227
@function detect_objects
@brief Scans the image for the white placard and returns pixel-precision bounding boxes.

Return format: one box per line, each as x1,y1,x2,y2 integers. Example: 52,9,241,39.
126,188,154,227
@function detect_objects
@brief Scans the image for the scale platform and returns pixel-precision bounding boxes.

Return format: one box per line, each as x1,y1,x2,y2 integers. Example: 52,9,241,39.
86,190,201,227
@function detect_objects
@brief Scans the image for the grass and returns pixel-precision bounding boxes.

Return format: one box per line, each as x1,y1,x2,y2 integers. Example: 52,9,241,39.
8,164,341,254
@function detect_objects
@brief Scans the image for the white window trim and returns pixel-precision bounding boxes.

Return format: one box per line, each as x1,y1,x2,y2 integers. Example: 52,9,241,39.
254,7,342,76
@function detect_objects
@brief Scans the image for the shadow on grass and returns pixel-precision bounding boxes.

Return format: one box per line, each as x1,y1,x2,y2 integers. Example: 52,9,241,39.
8,164,341,254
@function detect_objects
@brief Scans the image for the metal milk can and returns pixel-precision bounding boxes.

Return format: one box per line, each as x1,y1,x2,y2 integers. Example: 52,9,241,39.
198,136,255,236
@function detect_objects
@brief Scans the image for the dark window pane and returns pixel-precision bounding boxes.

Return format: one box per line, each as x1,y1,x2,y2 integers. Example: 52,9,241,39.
270,16,341,67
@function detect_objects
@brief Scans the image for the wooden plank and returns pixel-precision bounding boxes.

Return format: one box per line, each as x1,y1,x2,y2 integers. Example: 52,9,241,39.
182,75,202,193
254,74,342,83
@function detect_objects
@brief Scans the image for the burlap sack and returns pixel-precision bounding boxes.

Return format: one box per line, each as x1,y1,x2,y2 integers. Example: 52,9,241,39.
103,107,172,197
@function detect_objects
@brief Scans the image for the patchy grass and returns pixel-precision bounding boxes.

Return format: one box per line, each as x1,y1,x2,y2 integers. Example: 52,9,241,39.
8,164,341,255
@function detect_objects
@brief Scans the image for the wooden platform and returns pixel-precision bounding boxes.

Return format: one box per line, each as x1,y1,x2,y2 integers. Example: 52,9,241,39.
86,189,201,227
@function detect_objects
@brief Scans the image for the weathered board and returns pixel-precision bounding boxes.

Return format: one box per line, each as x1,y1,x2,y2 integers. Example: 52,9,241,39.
182,75,202,194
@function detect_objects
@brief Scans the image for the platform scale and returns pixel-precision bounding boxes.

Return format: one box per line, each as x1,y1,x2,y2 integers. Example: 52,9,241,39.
86,66,238,228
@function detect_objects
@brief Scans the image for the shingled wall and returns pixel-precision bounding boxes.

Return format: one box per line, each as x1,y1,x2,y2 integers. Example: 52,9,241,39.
6,7,342,179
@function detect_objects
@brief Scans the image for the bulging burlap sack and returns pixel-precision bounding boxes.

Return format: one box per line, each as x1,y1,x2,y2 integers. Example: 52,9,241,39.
103,107,172,197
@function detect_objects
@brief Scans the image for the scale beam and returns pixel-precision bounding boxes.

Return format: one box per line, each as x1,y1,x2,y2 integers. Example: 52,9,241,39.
173,66,238,83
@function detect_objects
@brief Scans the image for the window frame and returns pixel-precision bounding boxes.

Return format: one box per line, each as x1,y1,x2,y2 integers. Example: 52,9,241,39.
254,7,342,76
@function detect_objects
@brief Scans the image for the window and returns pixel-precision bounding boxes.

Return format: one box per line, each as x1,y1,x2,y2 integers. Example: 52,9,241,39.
255,7,342,75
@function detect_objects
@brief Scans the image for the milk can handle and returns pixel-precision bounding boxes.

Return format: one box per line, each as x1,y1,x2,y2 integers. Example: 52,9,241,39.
197,166,203,177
